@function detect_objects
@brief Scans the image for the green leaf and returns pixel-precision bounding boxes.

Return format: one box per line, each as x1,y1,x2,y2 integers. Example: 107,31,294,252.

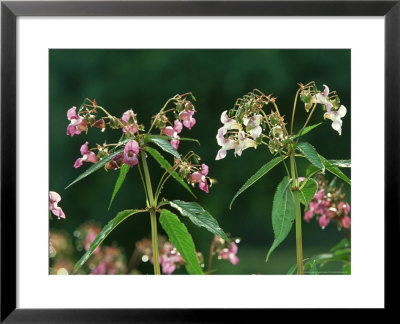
145,146,196,198
230,156,285,209
159,209,203,275
329,238,350,252
320,156,351,185
296,142,324,171
65,149,124,189
299,178,318,208
327,159,351,168
266,177,296,262
145,135,182,161
343,263,351,275
310,261,319,275
108,164,130,210
169,200,230,243
293,123,322,140
73,209,144,273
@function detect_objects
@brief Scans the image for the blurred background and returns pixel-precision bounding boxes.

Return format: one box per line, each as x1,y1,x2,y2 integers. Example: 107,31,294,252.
49,49,351,275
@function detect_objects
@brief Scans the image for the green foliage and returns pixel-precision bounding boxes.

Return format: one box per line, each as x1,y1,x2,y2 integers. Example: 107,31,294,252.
320,156,351,185
145,146,196,198
298,178,318,208
65,149,124,189
266,177,295,262
145,135,181,161
230,156,285,209
73,209,144,273
159,209,203,275
169,200,230,243
296,142,324,171
108,164,130,210
327,159,351,168
292,123,322,140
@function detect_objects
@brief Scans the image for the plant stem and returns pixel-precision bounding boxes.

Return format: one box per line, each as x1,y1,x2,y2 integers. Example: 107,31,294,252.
140,151,161,275
290,153,304,275
150,209,161,275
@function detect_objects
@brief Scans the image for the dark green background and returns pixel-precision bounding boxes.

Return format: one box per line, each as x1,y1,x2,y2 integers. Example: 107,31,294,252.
50,49,351,274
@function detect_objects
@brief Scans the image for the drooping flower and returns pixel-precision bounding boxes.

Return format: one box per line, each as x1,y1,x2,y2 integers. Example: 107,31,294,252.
121,109,138,135
216,128,237,160
74,142,98,168
324,105,347,135
234,131,257,157
123,139,139,167
190,164,209,193
218,241,239,265
219,110,242,135
314,84,333,112
66,106,87,136
49,191,66,220
162,120,183,150
179,109,196,130
243,114,263,139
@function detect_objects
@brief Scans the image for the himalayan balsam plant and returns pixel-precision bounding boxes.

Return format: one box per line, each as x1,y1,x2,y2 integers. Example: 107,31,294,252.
64,93,231,275
216,83,351,274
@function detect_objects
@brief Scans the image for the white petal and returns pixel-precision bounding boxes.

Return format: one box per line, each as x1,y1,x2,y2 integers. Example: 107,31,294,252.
216,148,227,160
220,110,230,124
338,105,347,118
332,120,343,135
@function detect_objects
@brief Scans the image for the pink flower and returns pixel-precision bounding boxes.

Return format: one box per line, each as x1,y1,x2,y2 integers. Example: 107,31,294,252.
340,215,351,229
123,139,139,167
84,230,101,255
218,241,239,265
304,209,313,222
179,109,196,129
74,142,98,168
190,164,209,193
66,106,87,136
318,214,331,228
49,191,66,220
162,120,183,150
121,109,138,135
314,84,333,113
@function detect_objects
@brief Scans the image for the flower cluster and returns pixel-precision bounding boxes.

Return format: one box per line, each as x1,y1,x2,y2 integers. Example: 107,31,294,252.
90,246,127,275
136,236,199,275
299,82,347,135
211,235,240,265
175,154,211,193
153,98,196,150
49,191,66,220
216,90,293,159
303,176,351,229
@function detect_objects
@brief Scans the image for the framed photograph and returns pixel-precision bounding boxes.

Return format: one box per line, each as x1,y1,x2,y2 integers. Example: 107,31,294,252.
1,0,397,321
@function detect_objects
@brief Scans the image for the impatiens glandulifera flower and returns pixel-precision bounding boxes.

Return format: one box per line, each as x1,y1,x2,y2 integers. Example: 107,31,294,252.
179,103,196,129
243,114,263,139
162,119,183,150
216,128,237,160
121,109,138,135
314,84,333,112
84,226,101,255
67,106,87,136
304,176,351,230
218,241,239,265
324,105,347,135
234,130,257,157
190,164,209,193
49,191,66,220
123,139,139,167
74,141,98,168
219,110,242,135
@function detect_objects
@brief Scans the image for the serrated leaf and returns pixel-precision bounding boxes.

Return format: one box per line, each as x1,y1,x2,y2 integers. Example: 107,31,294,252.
266,177,295,262
159,209,203,275
320,156,351,185
108,164,130,210
293,123,322,140
145,134,200,145
65,149,124,189
144,135,182,161
169,200,229,243
299,178,318,208
328,159,351,168
296,142,324,171
146,146,196,198
73,209,144,273
230,156,285,209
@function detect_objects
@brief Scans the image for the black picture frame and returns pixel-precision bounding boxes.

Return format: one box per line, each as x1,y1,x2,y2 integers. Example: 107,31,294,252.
1,0,398,321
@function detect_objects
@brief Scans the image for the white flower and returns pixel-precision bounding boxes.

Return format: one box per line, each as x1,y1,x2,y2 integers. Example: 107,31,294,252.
243,114,263,139
313,84,333,112
234,131,256,157
219,110,242,135
324,105,347,135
